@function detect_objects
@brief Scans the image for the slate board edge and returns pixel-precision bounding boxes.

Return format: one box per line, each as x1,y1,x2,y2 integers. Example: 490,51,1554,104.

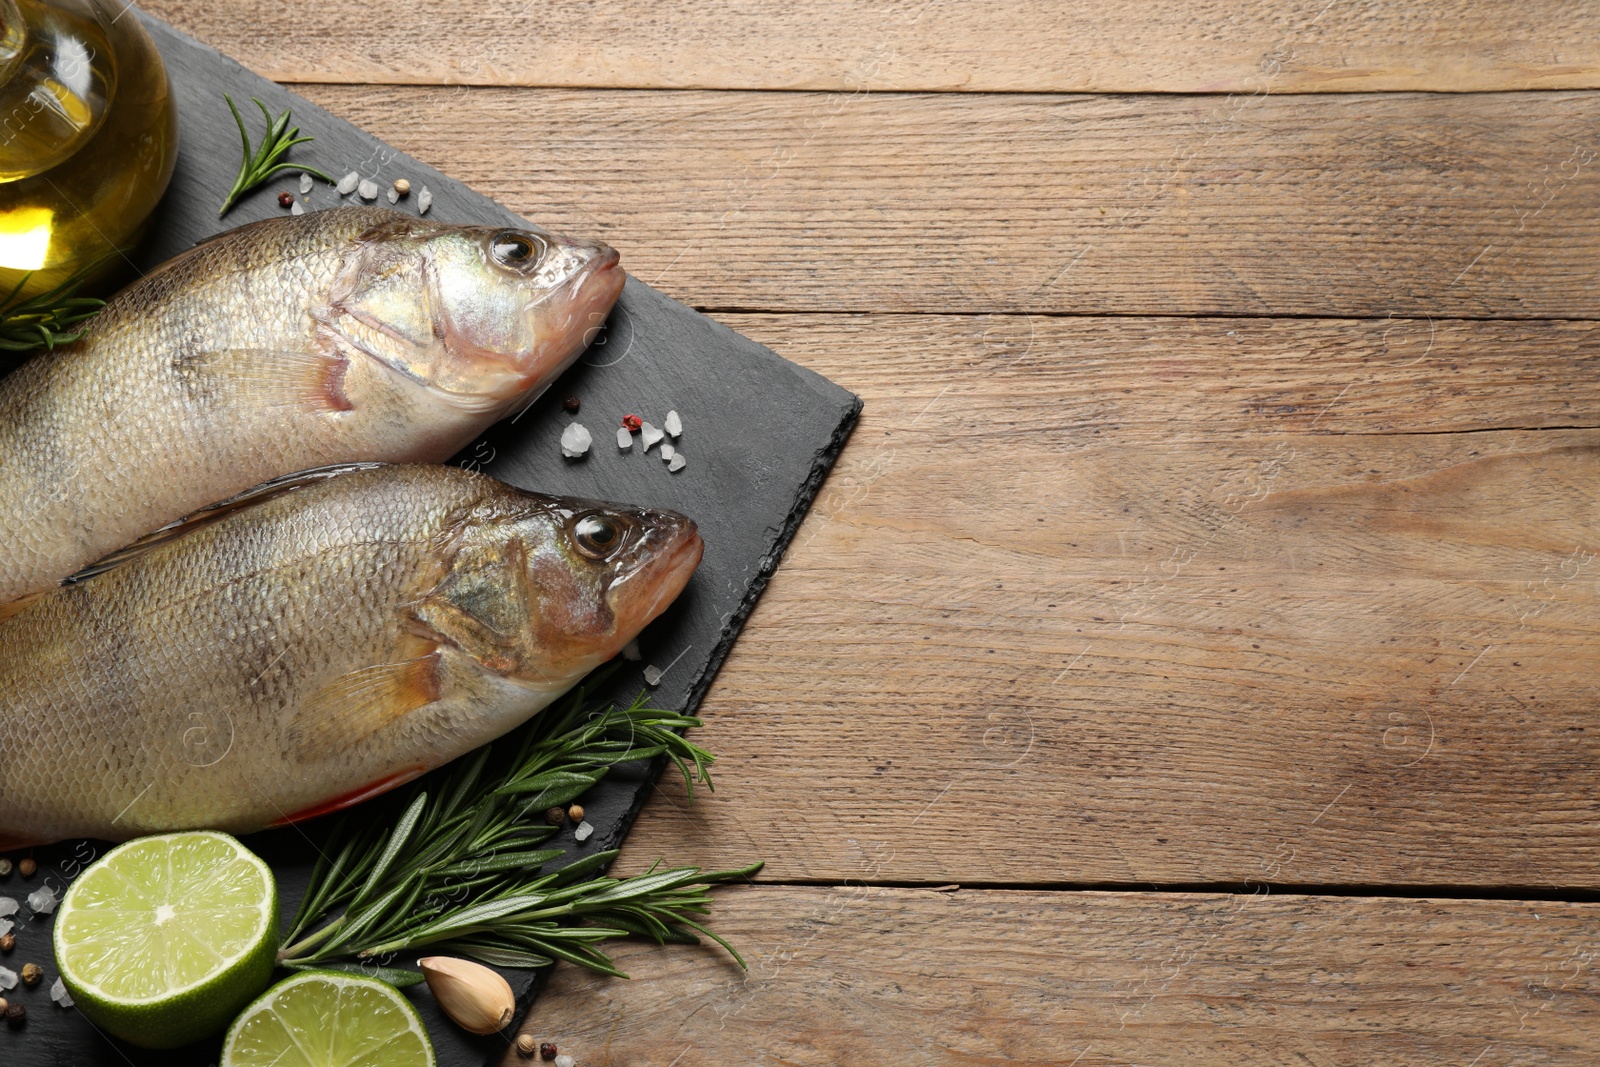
516,394,863,1018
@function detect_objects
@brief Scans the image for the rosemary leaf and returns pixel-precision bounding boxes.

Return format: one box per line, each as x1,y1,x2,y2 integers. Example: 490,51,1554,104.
219,95,337,217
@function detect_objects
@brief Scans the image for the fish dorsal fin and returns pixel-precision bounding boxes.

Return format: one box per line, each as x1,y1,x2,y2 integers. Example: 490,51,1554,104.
62,463,388,585
288,649,442,760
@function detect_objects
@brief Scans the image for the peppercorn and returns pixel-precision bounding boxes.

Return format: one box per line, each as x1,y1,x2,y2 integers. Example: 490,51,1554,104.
277,191,295,208
19,962,42,987
5,1001,24,1028
393,178,411,197
540,1043,558,1061
562,395,580,414
544,807,567,826
516,1033,538,1057
0,858,11,876
621,414,642,432
0,933,14,953
17,858,35,877
566,804,585,823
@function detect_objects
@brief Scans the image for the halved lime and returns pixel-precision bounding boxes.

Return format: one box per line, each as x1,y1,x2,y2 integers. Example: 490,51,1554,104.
221,970,437,1067
53,831,278,1049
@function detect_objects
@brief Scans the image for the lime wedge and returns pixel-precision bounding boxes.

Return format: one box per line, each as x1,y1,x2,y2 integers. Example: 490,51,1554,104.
53,831,278,1049
222,970,437,1067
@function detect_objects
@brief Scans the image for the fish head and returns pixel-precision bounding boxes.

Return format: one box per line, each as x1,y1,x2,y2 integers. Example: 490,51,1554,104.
415,492,703,696
327,216,624,416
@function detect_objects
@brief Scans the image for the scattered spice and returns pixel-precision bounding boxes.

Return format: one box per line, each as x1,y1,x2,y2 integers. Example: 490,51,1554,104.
20,962,42,988
555,1056,575,1067
516,1033,538,1057
48,977,72,1008
386,185,400,204
0,859,10,877
277,191,295,209
26,885,57,914
357,179,380,202
299,172,314,195
668,453,686,473
640,422,664,451
559,422,592,459
573,822,594,843
0,934,13,953
562,395,580,413
620,639,642,662
0,966,15,989
393,178,411,197
566,804,585,823
642,665,663,686
616,426,633,450
659,442,675,462
5,1001,23,1028
621,414,642,433
541,1043,558,1061
17,859,34,878
544,807,567,826
418,186,433,215
664,409,682,438
291,200,305,216
336,171,359,195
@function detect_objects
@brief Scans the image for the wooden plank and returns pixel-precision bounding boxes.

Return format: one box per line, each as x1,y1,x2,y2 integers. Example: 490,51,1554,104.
506,886,1600,1066
292,84,1600,317
144,0,1600,93
602,313,1600,888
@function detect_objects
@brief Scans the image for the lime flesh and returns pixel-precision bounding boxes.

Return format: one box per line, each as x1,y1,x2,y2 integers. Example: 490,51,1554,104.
222,970,437,1067
53,831,278,1049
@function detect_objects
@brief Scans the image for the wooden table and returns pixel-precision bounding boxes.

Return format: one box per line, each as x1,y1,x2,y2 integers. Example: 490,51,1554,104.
144,3,1600,1062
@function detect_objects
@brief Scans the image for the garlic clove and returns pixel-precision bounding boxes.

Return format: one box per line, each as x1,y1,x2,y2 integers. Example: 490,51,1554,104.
419,956,516,1035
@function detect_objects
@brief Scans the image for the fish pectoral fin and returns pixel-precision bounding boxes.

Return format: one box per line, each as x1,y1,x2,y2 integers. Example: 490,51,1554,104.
288,651,442,760
191,345,355,414
63,464,387,586
0,591,45,624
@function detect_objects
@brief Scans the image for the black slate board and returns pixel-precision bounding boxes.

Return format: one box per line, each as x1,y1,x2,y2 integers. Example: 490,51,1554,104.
1,13,859,1067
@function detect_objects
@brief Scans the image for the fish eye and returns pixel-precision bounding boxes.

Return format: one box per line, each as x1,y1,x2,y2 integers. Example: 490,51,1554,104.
572,513,626,560
490,231,547,269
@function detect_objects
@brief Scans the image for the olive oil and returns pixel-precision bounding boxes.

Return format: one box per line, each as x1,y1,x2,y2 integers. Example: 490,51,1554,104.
0,0,176,301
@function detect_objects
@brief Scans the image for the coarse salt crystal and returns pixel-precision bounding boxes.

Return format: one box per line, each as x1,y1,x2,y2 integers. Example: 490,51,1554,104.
418,186,433,215
659,443,675,461
0,897,17,917
336,171,359,195
572,822,594,843
668,453,686,473
28,885,57,915
299,172,313,194
50,977,73,1008
555,1057,575,1067
620,639,642,661
290,200,305,216
0,967,16,990
357,179,380,201
0,918,11,937
560,423,592,458
616,426,633,450
642,665,663,686
664,410,682,437
640,422,664,450
386,185,400,204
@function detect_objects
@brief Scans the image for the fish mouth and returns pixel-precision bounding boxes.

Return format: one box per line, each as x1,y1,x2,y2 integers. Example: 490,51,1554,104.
607,512,704,645
507,242,625,404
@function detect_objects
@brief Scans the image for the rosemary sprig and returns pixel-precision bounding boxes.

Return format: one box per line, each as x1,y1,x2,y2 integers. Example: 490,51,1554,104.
277,676,758,982
219,95,337,217
0,262,106,353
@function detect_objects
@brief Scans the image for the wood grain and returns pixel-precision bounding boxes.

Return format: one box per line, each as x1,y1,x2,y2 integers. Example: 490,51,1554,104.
506,886,1600,1066
146,0,1600,93
293,84,1600,317
596,313,1600,888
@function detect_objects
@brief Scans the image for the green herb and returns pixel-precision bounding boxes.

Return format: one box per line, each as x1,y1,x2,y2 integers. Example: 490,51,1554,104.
277,675,760,982
0,263,106,353
219,95,337,217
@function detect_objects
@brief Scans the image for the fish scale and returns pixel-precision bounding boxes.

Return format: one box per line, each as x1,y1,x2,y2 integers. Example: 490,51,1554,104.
0,464,702,847
0,207,623,605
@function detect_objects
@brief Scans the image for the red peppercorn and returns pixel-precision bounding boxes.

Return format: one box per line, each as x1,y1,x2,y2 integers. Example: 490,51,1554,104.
621,414,642,432
277,191,295,208
562,395,581,413
540,1043,557,1061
